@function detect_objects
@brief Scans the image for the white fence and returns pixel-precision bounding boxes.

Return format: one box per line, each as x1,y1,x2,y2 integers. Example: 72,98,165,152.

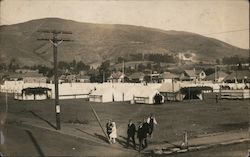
220,89,250,99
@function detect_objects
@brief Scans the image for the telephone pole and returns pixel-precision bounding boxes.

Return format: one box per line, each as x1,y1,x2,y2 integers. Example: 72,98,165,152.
122,60,125,83
37,29,73,130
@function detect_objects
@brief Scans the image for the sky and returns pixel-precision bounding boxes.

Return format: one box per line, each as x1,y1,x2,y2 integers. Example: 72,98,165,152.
0,0,249,49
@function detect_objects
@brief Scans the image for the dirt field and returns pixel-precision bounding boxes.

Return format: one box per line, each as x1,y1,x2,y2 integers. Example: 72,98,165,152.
1,93,248,145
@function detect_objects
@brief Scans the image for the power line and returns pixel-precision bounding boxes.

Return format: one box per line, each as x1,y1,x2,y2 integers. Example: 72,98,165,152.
202,28,249,36
89,28,250,47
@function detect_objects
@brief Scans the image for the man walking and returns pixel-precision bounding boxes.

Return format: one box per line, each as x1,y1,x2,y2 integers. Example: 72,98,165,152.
142,118,150,148
137,119,150,153
147,113,157,138
137,122,144,153
126,119,136,149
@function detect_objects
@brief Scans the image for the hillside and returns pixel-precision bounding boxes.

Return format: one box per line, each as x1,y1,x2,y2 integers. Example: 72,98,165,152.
0,18,248,66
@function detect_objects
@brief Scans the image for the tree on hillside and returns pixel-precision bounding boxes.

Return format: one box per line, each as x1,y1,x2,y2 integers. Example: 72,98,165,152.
98,60,111,82
8,59,19,72
0,63,7,71
222,55,247,65
70,60,77,70
204,68,215,76
146,63,152,69
117,57,126,63
58,61,70,70
137,63,146,72
216,59,221,65
76,61,90,72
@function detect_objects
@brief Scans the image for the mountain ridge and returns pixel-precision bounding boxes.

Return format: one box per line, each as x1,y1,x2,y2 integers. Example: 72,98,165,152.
0,18,248,67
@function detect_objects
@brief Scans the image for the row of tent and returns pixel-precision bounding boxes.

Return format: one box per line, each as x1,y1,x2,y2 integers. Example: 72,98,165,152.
2,81,249,102
89,84,163,104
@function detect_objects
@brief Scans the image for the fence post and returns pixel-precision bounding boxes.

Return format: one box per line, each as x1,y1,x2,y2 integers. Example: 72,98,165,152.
182,131,188,149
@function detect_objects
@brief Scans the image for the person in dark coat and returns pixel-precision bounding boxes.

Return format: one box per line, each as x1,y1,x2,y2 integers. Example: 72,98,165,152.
126,119,136,149
142,118,150,148
106,119,112,140
137,119,150,152
137,122,144,153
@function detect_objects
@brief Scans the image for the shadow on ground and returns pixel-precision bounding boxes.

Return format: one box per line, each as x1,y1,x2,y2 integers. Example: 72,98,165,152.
25,129,45,157
29,111,57,130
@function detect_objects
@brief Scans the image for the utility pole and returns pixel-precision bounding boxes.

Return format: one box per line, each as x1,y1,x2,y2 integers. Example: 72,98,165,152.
37,29,73,130
103,71,105,83
249,50,250,101
214,65,217,83
172,78,174,101
122,60,125,83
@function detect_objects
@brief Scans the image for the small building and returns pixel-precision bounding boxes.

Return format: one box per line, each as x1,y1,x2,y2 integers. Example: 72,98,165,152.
0,72,5,83
15,69,38,74
107,71,125,83
7,71,47,83
180,69,206,81
128,72,145,83
224,70,249,83
159,72,179,83
66,74,77,83
76,75,90,83
146,73,161,83
206,71,228,83
49,75,65,84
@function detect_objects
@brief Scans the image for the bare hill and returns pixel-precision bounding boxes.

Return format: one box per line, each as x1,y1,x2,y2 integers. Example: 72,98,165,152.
0,18,248,66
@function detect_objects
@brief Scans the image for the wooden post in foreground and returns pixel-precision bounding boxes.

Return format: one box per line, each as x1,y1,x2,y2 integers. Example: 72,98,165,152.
89,104,111,144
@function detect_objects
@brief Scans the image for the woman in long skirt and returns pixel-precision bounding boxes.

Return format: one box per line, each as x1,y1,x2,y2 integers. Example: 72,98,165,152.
110,121,117,143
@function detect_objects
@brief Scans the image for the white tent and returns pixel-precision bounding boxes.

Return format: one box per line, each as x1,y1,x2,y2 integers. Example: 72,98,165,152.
89,86,121,103
132,86,163,104
57,83,93,99
113,83,140,101
158,82,180,93
89,83,163,103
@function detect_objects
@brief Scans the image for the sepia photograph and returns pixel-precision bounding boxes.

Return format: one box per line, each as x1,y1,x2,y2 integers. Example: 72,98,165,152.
0,0,249,156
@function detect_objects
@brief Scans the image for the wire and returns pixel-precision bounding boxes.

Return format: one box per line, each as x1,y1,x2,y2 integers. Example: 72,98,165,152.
202,28,249,36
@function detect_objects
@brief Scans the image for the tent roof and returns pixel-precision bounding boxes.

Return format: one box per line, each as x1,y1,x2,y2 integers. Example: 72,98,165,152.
183,69,204,77
184,70,196,77
128,72,145,79
206,71,228,80
108,71,124,79
76,75,90,80
8,72,45,78
133,86,159,97
225,70,249,80
90,86,117,96
158,83,180,92
160,72,179,79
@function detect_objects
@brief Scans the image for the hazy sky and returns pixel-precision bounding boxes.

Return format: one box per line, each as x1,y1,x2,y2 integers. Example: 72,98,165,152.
0,0,249,49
